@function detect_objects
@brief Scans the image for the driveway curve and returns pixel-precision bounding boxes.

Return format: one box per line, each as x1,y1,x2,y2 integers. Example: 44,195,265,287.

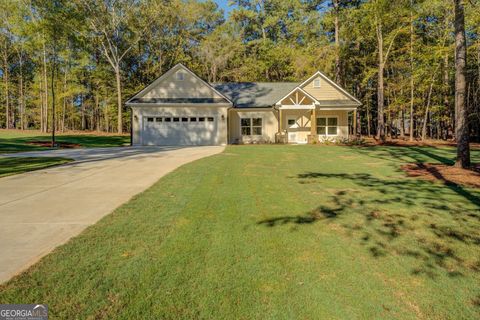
0,146,224,283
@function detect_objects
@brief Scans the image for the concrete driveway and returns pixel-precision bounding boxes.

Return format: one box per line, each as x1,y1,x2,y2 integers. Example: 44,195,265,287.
0,146,224,283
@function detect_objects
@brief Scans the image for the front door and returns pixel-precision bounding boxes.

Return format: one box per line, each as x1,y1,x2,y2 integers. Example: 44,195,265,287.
287,116,300,143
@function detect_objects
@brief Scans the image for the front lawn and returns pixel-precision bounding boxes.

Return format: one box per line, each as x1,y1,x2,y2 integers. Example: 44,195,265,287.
0,157,73,178
0,145,479,319
0,130,130,153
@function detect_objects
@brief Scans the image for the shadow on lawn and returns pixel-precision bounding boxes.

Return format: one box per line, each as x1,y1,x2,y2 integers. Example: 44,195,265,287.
257,170,480,279
350,145,480,166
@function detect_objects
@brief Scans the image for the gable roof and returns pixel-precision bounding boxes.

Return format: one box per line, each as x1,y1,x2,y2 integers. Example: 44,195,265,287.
126,63,232,106
212,82,299,108
276,86,319,106
298,71,362,105
126,64,361,109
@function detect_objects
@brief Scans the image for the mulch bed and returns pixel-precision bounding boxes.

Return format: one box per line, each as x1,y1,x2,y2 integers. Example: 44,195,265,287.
27,141,81,148
402,163,480,189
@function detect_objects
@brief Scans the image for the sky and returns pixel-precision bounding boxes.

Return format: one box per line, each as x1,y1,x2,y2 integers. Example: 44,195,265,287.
214,0,235,17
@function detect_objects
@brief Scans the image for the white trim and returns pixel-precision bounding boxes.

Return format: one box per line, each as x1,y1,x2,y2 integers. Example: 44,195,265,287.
235,108,274,111
318,107,357,111
126,102,231,107
313,78,321,88
279,105,315,110
298,71,362,105
286,116,299,129
126,63,233,105
275,87,319,106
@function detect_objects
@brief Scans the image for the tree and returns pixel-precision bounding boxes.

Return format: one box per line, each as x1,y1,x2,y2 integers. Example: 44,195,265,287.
369,0,405,141
0,0,479,145
76,0,150,134
333,0,341,83
409,0,415,141
453,0,470,168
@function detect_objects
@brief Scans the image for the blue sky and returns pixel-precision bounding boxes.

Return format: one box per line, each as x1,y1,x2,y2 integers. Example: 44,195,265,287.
214,0,235,17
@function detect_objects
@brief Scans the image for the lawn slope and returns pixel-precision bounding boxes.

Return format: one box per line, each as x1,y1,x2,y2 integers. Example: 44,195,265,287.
0,145,479,319
0,130,129,153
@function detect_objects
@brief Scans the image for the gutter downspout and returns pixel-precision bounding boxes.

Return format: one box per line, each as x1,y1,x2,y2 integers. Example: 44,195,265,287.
226,107,232,145
130,107,133,146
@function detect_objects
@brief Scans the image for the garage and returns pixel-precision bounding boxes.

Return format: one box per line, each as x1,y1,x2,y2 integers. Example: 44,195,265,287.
126,64,232,146
142,115,218,146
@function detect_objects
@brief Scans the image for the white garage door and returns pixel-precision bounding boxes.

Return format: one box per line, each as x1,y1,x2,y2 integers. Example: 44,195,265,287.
142,116,218,145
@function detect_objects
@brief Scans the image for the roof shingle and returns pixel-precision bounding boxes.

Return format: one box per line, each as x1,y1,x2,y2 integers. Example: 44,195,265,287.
212,82,299,108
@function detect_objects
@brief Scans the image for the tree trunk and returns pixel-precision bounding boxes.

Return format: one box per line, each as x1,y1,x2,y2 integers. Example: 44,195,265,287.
453,0,470,168
62,70,67,132
95,92,100,131
376,20,385,141
409,0,415,141
18,53,24,130
51,46,56,147
115,67,122,134
42,40,49,132
422,65,440,141
443,51,449,140
366,93,371,137
81,95,86,130
334,0,341,83
400,110,405,138
421,80,435,141
2,50,9,129
40,76,44,130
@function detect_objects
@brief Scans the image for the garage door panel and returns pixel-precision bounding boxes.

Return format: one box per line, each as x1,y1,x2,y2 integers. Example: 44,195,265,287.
142,117,218,146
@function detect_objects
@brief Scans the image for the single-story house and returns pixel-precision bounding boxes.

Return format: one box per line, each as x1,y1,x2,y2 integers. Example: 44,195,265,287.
126,63,361,146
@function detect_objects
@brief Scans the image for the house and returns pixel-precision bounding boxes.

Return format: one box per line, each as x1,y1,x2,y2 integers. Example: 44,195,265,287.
126,63,361,146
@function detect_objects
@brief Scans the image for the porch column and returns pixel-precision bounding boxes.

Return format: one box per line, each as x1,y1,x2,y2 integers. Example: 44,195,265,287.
279,108,283,133
310,107,316,135
353,109,357,136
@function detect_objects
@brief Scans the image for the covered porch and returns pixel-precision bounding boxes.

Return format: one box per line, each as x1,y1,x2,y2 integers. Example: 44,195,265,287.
275,88,358,144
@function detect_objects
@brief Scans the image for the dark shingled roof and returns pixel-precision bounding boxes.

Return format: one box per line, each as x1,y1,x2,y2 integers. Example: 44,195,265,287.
127,97,229,104
212,82,299,108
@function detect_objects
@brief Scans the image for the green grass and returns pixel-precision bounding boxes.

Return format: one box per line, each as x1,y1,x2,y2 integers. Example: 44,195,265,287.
0,157,73,177
0,130,130,153
1,145,479,319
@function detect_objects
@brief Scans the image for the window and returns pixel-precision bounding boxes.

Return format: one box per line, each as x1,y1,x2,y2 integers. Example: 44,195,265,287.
147,117,154,122
241,118,251,136
288,119,296,126
316,117,338,136
173,117,180,122
199,117,205,122
252,118,262,135
176,72,184,81
155,117,162,122
190,117,197,122
164,117,171,122
181,117,188,122
313,78,321,88
241,118,262,136
207,117,214,122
